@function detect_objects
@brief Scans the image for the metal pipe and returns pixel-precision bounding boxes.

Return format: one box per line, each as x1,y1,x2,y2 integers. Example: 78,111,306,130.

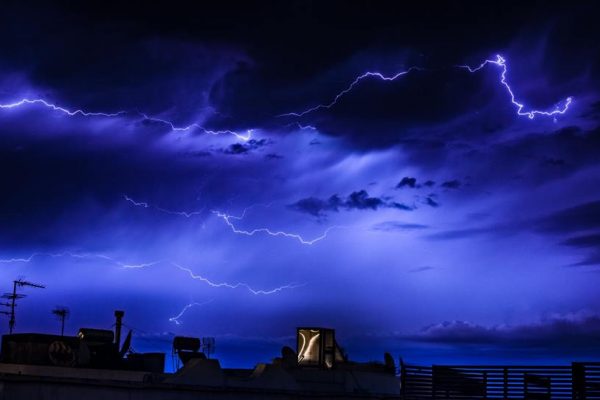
114,310,124,348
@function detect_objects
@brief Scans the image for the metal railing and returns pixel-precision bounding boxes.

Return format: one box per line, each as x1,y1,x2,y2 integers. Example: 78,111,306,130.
400,362,600,399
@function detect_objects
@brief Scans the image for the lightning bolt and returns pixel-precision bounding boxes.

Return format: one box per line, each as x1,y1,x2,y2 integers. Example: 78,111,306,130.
138,112,253,140
281,55,571,119
0,98,252,140
168,299,214,325
0,98,127,117
173,263,304,295
124,194,204,218
123,195,149,208
458,54,572,119
1,251,302,295
279,66,424,117
285,122,318,131
0,251,161,269
212,209,337,245
123,196,333,245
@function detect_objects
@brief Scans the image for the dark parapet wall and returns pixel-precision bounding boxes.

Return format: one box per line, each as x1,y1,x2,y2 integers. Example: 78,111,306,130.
1,333,80,367
1,333,164,373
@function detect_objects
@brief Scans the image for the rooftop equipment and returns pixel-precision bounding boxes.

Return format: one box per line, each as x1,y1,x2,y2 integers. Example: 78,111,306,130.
173,336,205,368
297,327,346,369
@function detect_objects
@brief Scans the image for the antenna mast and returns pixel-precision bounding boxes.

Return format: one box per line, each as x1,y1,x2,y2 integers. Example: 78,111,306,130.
52,306,70,336
2,279,45,334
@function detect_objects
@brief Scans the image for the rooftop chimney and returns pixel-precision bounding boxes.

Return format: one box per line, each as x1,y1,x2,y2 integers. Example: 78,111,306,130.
114,310,124,347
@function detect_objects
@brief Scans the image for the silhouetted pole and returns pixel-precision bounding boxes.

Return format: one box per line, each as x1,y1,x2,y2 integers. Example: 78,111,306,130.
0,302,11,332
114,310,124,347
9,280,17,334
52,307,70,336
5,279,45,334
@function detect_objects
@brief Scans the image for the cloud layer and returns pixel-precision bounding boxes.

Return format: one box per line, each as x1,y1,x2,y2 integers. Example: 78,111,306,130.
0,1,599,367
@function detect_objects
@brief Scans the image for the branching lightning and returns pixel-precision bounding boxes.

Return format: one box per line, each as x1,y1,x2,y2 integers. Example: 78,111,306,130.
0,98,252,140
0,251,301,295
212,209,337,245
123,196,150,208
123,195,334,245
279,66,424,117
124,195,204,218
458,54,572,119
168,299,214,325
281,55,571,119
173,263,304,295
285,122,318,131
0,251,160,269
0,98,127,117
137,112,253,140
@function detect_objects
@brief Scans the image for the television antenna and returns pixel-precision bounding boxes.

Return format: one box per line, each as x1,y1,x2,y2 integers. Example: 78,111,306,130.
52,306,70,336
3,278,45,334
0,302,12,319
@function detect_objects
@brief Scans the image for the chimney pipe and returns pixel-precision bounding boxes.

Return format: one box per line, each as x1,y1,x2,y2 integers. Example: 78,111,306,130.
114,310,124,348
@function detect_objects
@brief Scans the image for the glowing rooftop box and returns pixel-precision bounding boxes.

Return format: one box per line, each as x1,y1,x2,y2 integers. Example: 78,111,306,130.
296,327,346,369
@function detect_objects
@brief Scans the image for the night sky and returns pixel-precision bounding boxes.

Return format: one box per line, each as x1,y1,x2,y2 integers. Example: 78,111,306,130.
1,1,600,369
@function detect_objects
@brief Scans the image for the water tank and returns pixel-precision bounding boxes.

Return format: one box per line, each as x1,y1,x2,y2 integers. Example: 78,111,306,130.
173,336,200,352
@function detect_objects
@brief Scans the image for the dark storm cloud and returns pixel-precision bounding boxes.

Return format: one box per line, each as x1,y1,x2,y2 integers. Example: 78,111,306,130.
405,124,600,199
561,233,600,249
346,190,384,210
570,256,600,268
426,197,600,250
425,196,439,208
410,314,600,349
1,1,599,151
425,200,600,265
0,116,276,249
0,130,202,248
289,190,414,217
542,157,566,167
581,100,600,120
288,196,341,218
391,202,414,211
202,2,552,133
278,69,495,149
482,126,600,185
141,0,600,151
396,177,417,189
441,179,461,189
558,229,600,267
538,200,600,234
265,153,283,160
223,139,269,155
0,4,250,125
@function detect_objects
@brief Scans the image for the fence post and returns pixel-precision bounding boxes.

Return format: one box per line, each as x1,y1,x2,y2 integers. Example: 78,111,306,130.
483,371,488,399
399,358,405,397
572,362,585,400
504,367,509,399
